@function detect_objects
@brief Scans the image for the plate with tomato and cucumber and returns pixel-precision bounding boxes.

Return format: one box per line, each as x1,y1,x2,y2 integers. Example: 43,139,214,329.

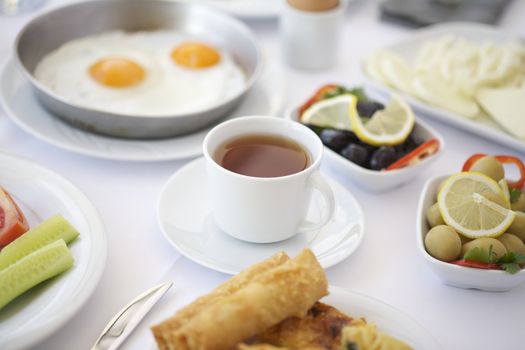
0,151,106,350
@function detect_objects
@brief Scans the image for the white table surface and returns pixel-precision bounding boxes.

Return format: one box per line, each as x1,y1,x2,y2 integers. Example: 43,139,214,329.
1,1,525,349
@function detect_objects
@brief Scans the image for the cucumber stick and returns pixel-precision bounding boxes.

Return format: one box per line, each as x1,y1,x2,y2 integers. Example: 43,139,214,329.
0,215,79,270
0,239,74,310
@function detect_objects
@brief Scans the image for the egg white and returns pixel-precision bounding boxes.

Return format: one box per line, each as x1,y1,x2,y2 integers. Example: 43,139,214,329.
34,30,247,116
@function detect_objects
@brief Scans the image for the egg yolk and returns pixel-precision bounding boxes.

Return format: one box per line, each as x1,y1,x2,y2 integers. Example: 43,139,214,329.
89,57,145,88
171,42,221,69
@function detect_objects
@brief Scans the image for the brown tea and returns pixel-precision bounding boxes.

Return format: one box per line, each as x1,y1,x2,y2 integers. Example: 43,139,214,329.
214,134,310,177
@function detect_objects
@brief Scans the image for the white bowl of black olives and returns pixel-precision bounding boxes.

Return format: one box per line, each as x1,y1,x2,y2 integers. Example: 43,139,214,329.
417,175,525,292
286,86,445,192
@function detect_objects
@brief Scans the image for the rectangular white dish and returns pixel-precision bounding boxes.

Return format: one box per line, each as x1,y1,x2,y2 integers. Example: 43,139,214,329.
363,22,525,154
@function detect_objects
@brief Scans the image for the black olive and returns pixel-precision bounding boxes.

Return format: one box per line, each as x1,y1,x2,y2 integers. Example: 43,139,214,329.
341,130,360,144
340,144,369,167
356,101,385,118
370,146,397,170
358,141,378,155
319,129,358,152
394,143,407,157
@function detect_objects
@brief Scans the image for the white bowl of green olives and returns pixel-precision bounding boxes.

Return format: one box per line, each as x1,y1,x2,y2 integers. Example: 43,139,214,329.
286,91,445,192
417,175,525,292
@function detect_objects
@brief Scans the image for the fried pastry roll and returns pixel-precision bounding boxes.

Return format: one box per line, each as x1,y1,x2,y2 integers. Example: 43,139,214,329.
166,249,328,350
151,251,290,350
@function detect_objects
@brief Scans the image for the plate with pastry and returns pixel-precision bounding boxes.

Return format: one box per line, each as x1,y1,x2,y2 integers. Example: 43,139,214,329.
146,249,441,349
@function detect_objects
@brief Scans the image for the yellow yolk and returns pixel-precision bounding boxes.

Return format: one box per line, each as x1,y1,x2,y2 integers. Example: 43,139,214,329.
89,57,145,88
171,42,221,69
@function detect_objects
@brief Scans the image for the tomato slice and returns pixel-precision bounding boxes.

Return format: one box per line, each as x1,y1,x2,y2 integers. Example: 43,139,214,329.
494,155,525,189
461,153,487,172
450,259,501,270
386,139,440,171
0,187,29,247
298,84,339,118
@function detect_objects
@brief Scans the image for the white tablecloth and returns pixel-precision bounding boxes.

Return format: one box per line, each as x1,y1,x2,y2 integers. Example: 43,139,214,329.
1,0,525,349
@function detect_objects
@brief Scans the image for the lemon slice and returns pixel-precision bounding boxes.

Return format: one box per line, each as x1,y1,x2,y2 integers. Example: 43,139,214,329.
301,94,356,131
438,172,515,238
498,179,511,205
349,94,414,146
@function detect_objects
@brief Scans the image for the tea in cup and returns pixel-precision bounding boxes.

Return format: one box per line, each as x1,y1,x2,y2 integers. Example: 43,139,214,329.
203,116,335,243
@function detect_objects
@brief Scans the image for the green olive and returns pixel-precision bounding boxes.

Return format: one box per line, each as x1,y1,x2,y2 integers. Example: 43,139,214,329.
461,237,507,259
498,233,525,255
507,211,525,241
425,225,462,262
426,202,445,228
469,156,505,182
511,193,525,212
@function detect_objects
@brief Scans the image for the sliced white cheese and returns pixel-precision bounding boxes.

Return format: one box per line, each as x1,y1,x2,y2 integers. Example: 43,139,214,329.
380,53,414,95
476,87,525,140
364,50,390,85
412,72,480,118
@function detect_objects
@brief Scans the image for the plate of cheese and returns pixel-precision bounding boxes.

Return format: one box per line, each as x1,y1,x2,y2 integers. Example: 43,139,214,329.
362,22,525,153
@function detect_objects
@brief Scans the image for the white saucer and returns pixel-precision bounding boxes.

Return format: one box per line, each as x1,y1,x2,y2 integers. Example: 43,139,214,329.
157,158,365,274
0,58,284,162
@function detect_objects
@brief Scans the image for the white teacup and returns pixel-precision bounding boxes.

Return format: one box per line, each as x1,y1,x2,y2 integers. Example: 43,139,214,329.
203,116,335,243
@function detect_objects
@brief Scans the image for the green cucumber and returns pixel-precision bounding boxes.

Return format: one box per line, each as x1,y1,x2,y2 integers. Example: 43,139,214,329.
0,215,79,270
0,239,74,310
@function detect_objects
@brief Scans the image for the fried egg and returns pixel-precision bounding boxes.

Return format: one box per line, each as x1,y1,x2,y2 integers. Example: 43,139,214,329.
34,31,246,116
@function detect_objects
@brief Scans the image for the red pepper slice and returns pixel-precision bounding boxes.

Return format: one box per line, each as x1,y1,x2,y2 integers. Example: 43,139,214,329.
298,84,339,119
461,153,487,172
463,154,525,189
450,259,501,270
386,139,440,171
494,155,525,189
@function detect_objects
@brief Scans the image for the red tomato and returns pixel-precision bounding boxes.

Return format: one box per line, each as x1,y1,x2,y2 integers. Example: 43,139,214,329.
0,187,29,247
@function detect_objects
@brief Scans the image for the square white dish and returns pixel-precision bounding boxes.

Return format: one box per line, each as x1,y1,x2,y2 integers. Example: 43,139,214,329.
285,93,445,192
417,175,525,292
362,22,525,154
